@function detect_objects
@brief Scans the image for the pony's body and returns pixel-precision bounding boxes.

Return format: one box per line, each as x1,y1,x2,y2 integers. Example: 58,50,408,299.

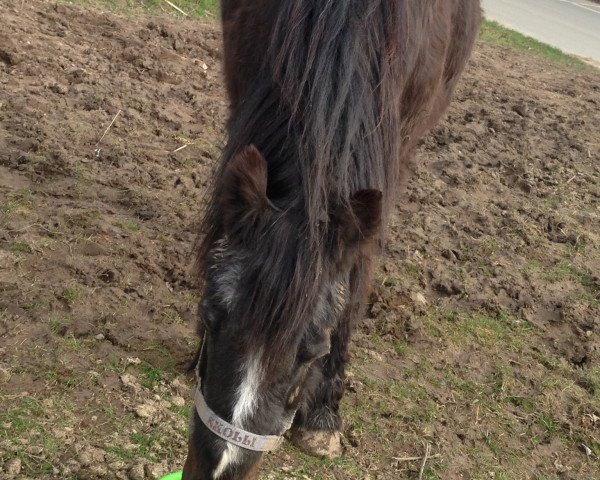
184,2,481,479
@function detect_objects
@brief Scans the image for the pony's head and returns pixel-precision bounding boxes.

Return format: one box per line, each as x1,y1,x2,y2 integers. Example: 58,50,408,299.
183,146,381,480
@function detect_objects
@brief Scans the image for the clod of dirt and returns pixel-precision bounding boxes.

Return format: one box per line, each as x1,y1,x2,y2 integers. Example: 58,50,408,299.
121,373,141,393
135,402,157,419
109,461,126,472
410,291,428,306
0,366,11,383
84,464,109,477
0,37,22,66
129,463,147,480
77,446,106,466
145,462,168,479
5,458,22,475
289,429,342,459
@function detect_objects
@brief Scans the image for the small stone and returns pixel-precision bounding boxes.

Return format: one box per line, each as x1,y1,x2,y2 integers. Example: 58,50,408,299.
580,443,592,456
411,292,428,306
512,103,528,117
171,376,188,392
26,446,43,455
5,458,21,475
121,373,140,392
364,349,383,362
95,333,105,341
135,403,156,419
171,396,185,408
129,463,146,480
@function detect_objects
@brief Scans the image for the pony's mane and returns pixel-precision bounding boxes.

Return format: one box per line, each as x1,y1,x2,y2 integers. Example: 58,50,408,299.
270,0,406,239
196,0,447,370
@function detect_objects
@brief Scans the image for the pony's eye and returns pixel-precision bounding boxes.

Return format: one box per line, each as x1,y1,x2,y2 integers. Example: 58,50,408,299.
199,299,217,332
199,298,228,333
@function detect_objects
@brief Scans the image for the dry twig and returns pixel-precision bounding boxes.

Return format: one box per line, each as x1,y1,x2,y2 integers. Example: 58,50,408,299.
172,144,189,153
94,109,121,157
94,109,122,155
163,0,188,16
418,443,432,480
394,453,441,462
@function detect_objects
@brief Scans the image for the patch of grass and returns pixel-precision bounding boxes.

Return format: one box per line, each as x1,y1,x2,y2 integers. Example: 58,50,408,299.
48,315,72,335
139,362,162,390
9,241,33,254
63,335,84,351
119,219,141,232
66,0,218,17
421,469,440,480
575,367,600,400
180,157,197,169
480,20,588,69
182,291,202,309
131,432,158,459
0,398,44,437
382,277,401,288
402,262,422,279
268,449,366,480
1,189,34,216
109,430,177,463
543,260,594,288
539,415,558,434
479,236,502,255
60,286,80,305
106,444,136,462
107,356,126,374
392,341,409,356
169,403,191,419
420,308,532,353
160,307,184,324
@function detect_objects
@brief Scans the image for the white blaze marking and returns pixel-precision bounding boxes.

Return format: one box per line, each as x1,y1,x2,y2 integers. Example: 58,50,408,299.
212,444,239,479
212,352,263,479
232,352,262,426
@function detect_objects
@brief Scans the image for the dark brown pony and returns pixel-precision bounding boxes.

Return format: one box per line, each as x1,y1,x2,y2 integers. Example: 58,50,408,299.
183,1,481,479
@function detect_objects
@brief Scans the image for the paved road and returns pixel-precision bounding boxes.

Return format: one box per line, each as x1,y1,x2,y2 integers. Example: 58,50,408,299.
481,0,600,63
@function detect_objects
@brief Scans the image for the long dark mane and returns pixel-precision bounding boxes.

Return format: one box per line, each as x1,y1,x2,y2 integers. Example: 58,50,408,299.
196,0,480,369
269,0,406,232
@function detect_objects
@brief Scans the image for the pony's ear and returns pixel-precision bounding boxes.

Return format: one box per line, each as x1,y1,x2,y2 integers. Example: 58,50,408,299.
220,145,271,232
338,189,383,245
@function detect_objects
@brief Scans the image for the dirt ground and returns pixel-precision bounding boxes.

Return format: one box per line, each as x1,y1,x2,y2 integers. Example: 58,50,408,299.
0,1,599,479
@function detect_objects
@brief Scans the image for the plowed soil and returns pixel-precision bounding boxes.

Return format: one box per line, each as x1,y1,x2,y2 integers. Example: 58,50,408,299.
1,2,599,479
